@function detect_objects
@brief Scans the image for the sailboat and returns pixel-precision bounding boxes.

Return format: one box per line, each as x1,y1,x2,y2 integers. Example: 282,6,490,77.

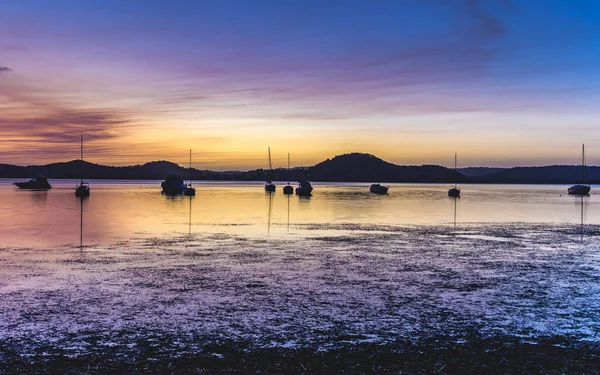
183,149,196,196
265,147,276,192
75,135,90,197
369,183,388,194
568,144,591,195
448,153,460,197
295,180,313,196
283,153,294,195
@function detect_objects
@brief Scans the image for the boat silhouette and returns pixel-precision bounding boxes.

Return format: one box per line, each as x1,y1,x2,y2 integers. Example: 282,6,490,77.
75,135,90,197
13,177,51,190
568,144,591,195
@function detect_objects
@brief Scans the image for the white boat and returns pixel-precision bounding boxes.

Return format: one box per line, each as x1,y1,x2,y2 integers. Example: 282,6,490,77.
568,144,591,195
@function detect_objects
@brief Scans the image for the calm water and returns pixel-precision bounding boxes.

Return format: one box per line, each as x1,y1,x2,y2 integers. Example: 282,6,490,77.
0,179,597,248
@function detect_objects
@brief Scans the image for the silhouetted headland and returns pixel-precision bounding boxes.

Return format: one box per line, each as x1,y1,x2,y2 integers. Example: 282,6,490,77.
1,153,599,184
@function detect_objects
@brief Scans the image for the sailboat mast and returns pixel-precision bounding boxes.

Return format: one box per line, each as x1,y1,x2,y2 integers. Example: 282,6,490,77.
582,144,585,184
189,149,192,186
268,147,272,170
80,135,83,184
454,153,457,188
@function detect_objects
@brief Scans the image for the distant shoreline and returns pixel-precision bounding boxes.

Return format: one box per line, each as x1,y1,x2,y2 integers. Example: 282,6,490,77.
1,153,597,184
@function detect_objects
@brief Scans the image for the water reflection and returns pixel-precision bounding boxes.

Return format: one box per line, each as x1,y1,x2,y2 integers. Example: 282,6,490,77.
0,181,598,248
188,196,193,237
577,195,588,240
78,196,88,249
31,191,49,207
267,191,274,236
451,196,458,229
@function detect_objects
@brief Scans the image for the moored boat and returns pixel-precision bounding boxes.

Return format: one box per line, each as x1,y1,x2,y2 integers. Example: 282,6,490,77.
183,149,196,196
162,174,187,195
265,147,276,192
295,180,313,196
75,182,90,197
448,153,461,197
283,153,294,194
568,144,591,195
13,177,51,190
75,135,90,197
568,184,590,195
283,184,294,194
448,187,460,197
369,183,388,195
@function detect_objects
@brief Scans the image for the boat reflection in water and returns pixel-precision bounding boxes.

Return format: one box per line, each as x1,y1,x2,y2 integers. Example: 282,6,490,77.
78,195,89,249
266,191,274,235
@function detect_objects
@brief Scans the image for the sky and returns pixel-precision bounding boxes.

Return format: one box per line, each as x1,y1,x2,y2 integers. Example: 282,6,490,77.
1,0,599,170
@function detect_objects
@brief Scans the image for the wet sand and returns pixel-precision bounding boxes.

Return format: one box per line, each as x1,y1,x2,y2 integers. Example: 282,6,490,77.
1,223,600,373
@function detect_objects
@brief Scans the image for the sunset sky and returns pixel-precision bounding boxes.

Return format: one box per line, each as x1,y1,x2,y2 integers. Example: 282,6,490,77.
1,0,599,170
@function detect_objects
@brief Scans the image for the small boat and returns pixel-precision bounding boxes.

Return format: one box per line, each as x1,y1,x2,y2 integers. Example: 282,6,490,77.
283,184,294,194
265,181,276,192
448,153,461,197
75,181,90,197
75,135,90,197
13,177,51,190
448,186,460,198
265,146,276,192
283,153,294,195
370,183,388,195
183,149,196,196
568,144,591,195
162,174,187,195
295,180,313,196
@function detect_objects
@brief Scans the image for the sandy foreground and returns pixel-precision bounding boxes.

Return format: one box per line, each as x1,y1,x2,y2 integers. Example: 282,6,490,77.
1,223,600,373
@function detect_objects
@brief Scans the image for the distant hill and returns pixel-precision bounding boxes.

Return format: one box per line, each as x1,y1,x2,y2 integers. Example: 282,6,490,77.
1,155,597,184
457,167,508,177
0,153,463,183
308,153,466,183
476,165,600,184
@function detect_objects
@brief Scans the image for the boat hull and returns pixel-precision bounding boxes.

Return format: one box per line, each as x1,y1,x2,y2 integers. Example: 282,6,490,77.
370,184,388,194
75,185,90,197
14,182,52,190
183,187,196,196
283,185,294,194
448,187,460,197
161,176,187,195
265,183,276,192
568,184,590,195
295,188,312,196
13,178,51,190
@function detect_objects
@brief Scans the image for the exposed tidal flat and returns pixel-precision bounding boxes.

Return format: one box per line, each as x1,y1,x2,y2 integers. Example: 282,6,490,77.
1,222,600,373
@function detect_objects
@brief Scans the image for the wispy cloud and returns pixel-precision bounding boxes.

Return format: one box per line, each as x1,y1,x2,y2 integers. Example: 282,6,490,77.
0,66,11,72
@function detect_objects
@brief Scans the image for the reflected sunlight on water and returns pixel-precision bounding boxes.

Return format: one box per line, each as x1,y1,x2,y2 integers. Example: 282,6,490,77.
0,179,597,248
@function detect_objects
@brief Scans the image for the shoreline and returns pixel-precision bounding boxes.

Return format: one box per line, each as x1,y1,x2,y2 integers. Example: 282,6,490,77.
2,223,599,372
